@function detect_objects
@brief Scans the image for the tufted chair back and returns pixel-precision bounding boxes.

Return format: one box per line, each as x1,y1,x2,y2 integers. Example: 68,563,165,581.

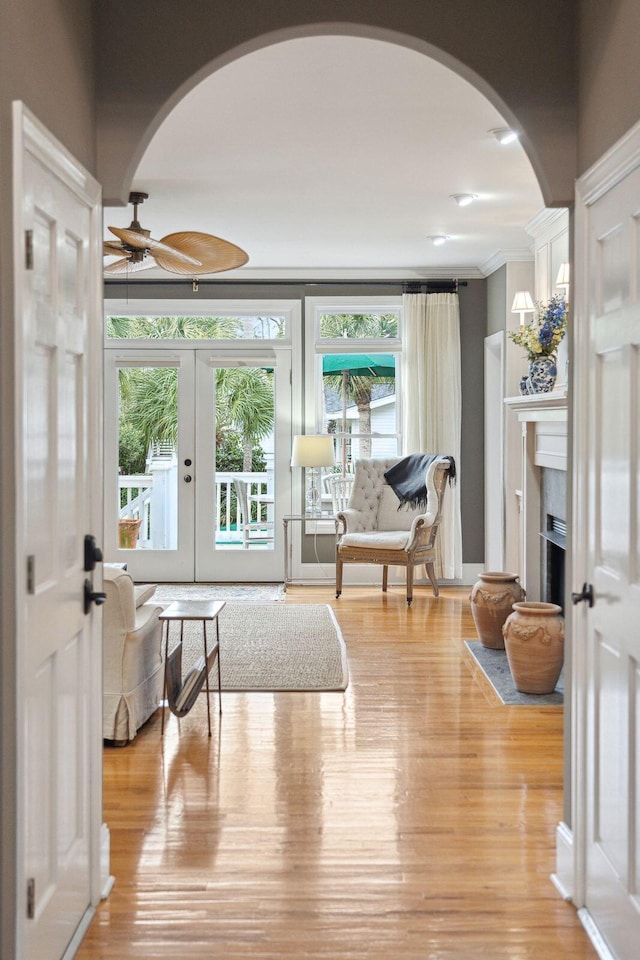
345,458,424,532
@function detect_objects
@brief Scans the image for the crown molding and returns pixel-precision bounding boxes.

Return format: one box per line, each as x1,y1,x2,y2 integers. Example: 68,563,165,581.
480,248,534,277
524,207,569,239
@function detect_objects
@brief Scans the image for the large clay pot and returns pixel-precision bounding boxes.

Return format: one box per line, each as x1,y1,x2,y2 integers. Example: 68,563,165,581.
470,572,525,649
502,601,564,694
118,518,142,549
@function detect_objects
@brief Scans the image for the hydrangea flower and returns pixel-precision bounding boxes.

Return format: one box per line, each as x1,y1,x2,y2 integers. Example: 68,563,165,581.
508,295,567,360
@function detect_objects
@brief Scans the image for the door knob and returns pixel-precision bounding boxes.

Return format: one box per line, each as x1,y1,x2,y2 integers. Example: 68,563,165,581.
84,578,107,615
184,474,192,483
84,534,103,572
571,582,594,607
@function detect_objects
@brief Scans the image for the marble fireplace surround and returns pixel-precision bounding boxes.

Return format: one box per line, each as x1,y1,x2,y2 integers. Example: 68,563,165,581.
504,390,568,602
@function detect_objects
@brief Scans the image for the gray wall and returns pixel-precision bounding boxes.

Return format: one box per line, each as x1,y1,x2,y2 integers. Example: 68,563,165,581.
578,0,640,174
486,265,507,337
94,0,577,208
105,279,486,565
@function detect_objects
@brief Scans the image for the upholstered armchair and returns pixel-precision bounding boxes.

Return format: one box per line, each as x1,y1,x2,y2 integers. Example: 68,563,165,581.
335,456,452,605
102,566,164,743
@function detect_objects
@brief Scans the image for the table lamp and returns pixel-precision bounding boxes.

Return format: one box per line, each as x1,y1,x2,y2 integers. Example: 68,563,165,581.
511,290,535,329
290,435,335,515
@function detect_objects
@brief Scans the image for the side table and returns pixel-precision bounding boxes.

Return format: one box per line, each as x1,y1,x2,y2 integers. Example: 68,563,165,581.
159,600,225,737
282,513,339,589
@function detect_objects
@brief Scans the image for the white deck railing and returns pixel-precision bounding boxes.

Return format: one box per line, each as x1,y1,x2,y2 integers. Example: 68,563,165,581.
118,470,272,547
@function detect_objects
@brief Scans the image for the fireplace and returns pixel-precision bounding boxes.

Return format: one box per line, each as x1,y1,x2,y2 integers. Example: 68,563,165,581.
540,466,566,611
541,516,566,611
504,391,568,602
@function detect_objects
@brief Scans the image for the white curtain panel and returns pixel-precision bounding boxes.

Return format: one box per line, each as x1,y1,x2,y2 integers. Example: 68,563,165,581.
402,292,462,579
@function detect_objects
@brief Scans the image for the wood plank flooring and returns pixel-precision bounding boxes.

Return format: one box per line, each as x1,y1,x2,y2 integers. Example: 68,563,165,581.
76,585,597,959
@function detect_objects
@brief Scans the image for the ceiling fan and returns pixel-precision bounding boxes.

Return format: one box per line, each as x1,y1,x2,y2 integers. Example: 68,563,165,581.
103,191,249,276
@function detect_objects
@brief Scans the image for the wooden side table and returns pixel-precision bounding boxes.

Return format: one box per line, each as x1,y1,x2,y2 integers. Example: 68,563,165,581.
159,600,225,737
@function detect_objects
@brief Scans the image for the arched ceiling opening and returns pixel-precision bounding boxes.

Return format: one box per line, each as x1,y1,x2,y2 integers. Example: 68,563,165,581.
103,34,548,280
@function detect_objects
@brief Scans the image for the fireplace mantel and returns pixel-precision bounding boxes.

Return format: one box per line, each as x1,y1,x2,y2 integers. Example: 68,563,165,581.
504,390,568,598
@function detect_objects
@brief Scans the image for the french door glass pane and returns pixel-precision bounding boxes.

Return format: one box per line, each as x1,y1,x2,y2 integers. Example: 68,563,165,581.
117,366,178,550
214,365,275,551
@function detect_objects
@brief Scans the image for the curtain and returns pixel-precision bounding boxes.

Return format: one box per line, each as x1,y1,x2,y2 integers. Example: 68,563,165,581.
402,292,462,579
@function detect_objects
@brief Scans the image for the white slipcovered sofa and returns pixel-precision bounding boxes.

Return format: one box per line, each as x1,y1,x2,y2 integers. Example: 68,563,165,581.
102,565,164,743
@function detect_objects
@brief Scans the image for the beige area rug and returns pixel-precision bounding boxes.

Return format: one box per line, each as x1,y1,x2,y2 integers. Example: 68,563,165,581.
167,603,349,692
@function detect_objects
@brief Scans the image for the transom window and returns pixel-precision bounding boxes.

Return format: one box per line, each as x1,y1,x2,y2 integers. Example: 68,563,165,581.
105,300,290,342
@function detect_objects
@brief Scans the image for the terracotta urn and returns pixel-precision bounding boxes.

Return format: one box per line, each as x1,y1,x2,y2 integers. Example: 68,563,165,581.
118,518,142,549
502,601,564,694
469,572,525,649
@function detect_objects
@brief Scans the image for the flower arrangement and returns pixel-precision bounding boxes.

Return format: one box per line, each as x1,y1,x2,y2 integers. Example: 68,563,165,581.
508,295,567,360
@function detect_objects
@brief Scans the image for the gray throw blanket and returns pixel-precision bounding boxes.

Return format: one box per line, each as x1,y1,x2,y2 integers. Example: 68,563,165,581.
384,454,456,509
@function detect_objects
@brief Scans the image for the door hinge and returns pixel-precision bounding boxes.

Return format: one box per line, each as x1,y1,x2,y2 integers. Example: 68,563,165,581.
26,877,35,919
26,555,35,595
25,230,34,271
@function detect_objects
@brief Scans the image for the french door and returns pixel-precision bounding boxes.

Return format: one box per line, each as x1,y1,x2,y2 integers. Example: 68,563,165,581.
104,347,291,581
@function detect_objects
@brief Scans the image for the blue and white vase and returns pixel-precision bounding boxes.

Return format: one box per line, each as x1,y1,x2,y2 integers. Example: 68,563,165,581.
528,356,557,393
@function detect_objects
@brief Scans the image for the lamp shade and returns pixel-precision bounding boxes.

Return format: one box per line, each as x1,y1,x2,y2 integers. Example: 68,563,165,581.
290,435,335,468
511,291,535,314
556,262,570,289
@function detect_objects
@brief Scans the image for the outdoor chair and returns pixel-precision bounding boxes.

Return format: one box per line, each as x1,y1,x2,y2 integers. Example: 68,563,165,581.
323,473,356,515
233,477,274,548
335,456,452,605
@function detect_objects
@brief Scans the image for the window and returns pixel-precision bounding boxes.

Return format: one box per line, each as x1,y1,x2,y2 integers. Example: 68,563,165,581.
306,298,402,478
105,300,290,342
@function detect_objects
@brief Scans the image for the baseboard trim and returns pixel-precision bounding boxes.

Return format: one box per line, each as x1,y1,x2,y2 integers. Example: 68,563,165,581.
578,908,617,960
297,562,482,586
551,820,574,901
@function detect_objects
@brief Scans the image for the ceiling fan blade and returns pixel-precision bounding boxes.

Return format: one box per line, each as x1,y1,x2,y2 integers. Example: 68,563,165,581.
103,240,125,256
108,226,201,266
155,232,249,275
103,256,158,275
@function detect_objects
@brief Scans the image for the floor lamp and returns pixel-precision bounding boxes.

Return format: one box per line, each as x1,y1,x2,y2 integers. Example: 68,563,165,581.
290,435,336,515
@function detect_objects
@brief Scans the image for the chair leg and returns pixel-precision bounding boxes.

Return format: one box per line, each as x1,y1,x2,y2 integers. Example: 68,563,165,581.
406,564,414,606
382,565,388,592
425,561,439,597
335,555,343,598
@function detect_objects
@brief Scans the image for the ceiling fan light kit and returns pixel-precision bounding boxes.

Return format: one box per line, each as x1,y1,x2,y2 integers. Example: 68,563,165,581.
104,191,249,277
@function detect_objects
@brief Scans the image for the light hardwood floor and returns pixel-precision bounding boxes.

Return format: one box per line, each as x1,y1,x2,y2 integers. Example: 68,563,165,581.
77,585,597,959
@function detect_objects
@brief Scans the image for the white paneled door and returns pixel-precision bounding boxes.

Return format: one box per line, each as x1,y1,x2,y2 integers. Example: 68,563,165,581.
15,106,102,959
572,122,640,958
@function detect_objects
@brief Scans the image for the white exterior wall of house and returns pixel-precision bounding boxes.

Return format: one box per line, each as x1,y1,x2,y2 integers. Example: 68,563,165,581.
337,396,398,462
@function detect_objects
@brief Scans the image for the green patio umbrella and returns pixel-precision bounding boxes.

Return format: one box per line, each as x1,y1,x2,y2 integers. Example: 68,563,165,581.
322,353,396,473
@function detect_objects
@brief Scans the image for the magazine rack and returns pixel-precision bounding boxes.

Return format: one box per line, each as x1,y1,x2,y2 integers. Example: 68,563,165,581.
159,600,225,737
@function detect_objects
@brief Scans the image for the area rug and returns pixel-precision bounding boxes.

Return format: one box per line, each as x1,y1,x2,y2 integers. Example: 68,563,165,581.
168,603,348,692
152,582,285,603
464,640,563,706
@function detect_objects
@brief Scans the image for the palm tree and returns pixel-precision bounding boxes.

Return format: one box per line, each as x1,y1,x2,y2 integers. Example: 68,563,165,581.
107,314,241,339
215,368,274,471
321,313,397,458
111,316,275,473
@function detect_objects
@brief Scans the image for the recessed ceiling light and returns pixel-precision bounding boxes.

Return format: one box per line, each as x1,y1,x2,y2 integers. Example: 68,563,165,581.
450,193,477,207
490,127,519,145
427,235,449,246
